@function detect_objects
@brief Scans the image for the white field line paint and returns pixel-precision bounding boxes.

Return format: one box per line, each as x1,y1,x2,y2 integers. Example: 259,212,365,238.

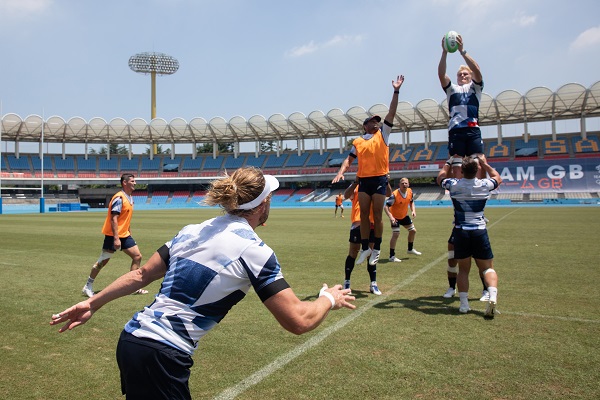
0,261,19,266
498,311,600,324
213,208,520,400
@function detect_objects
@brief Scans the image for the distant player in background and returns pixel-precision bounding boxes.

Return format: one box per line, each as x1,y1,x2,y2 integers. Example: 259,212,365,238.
384,177,421,262
332,75,405,268
437,155,501,318
438,34,484,178
81,173,146,297
334,192,345,218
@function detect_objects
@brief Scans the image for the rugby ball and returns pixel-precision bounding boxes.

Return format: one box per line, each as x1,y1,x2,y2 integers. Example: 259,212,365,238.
444,31,459,53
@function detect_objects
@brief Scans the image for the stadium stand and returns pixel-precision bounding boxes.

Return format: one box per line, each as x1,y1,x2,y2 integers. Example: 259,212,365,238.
203,155,224,170
180,156,203,176
132,190,148,204
245,154,266,169
564,192,593,199
75,156,98,178
141,156,162,171
271,188,294,203
435,144,450,161
572,135,600,154
223,154,246,170
150,190,169,205
287,188,312,202
263,153,289,170
486,140,511,159
190,190,207,204
98,157,118,177
514,139,539,158
389,146,414,163
7,155,31,172
119,157,139,174
0,155,6,171
31,155,54,175
411,145,436,162
414,186,443,201
54,155,75,171
541,136,569,156
285,153,309,168
170,190,190,204
305,151,330,167
530,192,558,200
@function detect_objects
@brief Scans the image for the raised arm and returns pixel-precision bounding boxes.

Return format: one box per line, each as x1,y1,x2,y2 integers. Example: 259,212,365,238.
457,35,482,83
50,251,168,332
438,37,450,88
478,155,501,185
385,75,404,124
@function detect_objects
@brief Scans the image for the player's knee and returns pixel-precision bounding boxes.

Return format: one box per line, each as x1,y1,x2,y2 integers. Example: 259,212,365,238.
96,250,113,267
448,250,454,260
447,265,458,273
482,268,495,276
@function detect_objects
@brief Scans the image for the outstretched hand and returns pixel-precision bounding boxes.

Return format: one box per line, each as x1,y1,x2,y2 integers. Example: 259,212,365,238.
322,283,356,310
50,301,94,333
392,75,405,90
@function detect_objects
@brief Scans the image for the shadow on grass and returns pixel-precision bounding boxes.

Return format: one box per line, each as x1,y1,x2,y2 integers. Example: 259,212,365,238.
375,295,488,317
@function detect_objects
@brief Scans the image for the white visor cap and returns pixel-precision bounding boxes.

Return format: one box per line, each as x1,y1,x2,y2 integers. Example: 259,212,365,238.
237,174,280,210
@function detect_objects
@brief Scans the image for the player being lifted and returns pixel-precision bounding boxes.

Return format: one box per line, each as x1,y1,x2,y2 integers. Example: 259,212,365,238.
332,75,404,267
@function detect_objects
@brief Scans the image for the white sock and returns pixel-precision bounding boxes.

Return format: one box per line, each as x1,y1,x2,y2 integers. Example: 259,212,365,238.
488,287,498,303
459,292,469,306
86,277,95,287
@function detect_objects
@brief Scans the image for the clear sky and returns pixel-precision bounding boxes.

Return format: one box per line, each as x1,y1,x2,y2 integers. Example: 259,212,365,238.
1,0,599,133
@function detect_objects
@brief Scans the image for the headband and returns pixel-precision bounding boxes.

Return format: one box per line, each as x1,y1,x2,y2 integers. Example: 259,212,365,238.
237,175,280,210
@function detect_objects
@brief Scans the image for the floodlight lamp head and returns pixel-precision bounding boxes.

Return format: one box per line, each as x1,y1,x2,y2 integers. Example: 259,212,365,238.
128,52,179,75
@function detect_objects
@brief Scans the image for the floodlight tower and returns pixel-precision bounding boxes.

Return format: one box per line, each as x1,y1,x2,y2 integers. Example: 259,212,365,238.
128,52,179,154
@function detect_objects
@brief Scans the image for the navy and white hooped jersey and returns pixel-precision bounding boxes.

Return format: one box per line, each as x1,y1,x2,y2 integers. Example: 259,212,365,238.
444,80,483,131
441,177,498,230
124,214,285,355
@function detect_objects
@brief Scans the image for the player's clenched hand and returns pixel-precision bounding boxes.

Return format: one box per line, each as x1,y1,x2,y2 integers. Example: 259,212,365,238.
50,301,95,333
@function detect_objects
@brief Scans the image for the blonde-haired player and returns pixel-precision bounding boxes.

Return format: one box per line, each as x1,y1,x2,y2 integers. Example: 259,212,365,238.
438,33,484,178
384,177,421,262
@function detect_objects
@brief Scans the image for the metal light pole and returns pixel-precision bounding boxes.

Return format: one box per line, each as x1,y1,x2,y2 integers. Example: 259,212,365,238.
128,52,179,154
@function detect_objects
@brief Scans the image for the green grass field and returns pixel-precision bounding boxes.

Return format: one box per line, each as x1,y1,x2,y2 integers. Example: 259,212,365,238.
1,206,599,399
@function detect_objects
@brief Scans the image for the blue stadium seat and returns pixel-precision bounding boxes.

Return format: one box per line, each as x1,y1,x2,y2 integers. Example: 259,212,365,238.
203,155,224,170
389,146,413,163
571,135,600,153
31,155,53,171
435,145,449,160
245,155,266,168
120,157,139,172
285,153,309,167
77,156,97,171
487,141,511,158
411,145,436,162
223,154,246,169
141,156,161,171
99,157,118,171
514,139,539,157
54,156,75,170
181,156,203,170
305,151,330,166
263,154,289,168
541,136,569,155
7,155,31,171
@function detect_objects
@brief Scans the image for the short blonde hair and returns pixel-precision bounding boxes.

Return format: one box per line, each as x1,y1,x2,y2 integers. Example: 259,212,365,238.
457,65,472,75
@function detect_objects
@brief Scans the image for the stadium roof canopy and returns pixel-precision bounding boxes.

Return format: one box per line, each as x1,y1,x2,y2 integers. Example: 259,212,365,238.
2,81,600,146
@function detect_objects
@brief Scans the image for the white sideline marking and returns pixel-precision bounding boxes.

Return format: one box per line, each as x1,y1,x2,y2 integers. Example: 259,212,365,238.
0,261,19,266
213,209,520,400
499,311,600,324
